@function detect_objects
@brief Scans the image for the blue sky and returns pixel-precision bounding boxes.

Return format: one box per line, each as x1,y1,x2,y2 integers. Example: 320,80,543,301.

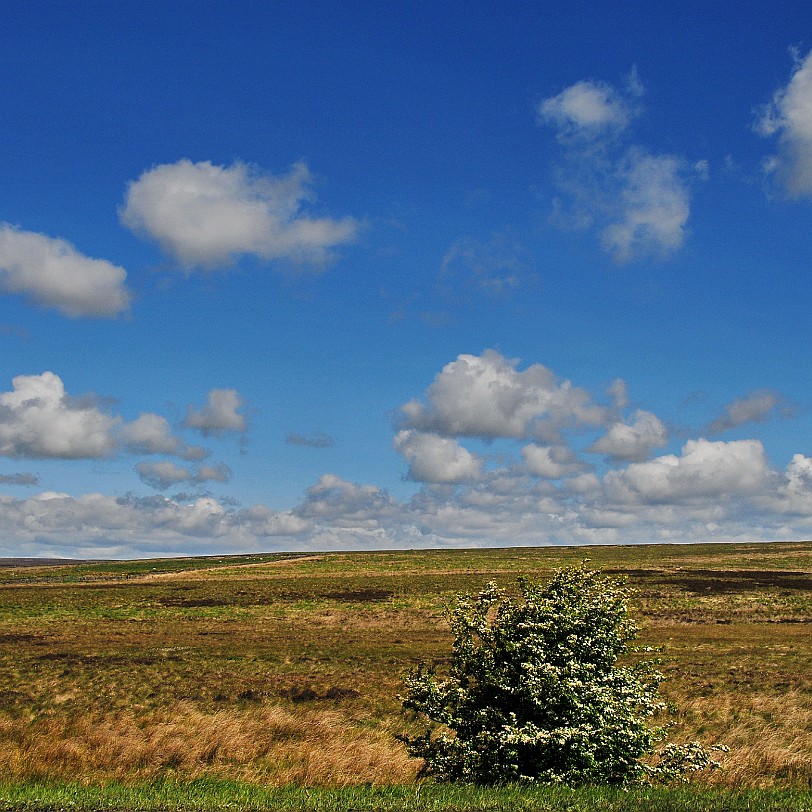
1,1,811,558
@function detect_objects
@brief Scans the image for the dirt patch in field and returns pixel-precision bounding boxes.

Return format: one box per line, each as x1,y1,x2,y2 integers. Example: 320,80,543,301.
282,685,362,703
157,596,231,607
322,589,394,602
0,632,44,644
154,588,393,607
606,567,812,593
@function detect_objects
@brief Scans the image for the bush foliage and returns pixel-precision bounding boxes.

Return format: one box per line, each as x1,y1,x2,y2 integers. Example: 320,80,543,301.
400,564,723,785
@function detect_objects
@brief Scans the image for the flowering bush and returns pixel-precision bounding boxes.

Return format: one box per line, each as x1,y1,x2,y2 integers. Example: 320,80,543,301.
399,564,724,785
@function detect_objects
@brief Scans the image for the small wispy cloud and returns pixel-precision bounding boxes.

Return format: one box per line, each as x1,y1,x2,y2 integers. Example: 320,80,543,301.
135,460,231,490
708,389,794,435
538,79,634,137
538,71,699,263
0,472,39,486
286,431,335,448
438,234,532,298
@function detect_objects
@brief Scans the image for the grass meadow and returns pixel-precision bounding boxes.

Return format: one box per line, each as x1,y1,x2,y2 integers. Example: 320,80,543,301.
0,541,810,810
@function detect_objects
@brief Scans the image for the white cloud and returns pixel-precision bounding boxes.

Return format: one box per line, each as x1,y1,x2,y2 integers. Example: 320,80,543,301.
565,471,602,495
184,389,247,436
600,150,690,262
4,438,812,558
135,461,194,489
400,350,607,441
0,372,118,459
755,49,812,197
770,454,812,515
538,80,631,136
0,491,309,557
4,353,812,556
297,474,397,530
121,412,207,460
708,389,787,434
538,74,695,263
0,373,234,463
135,460,231,490
521,444,584,478
394,430,482,483
603,439,769,504
0,224,130,318
120,159,358,269
588,409,668,462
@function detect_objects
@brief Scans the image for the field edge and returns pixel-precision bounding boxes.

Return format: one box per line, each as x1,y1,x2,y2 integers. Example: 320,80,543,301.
0,779,810,812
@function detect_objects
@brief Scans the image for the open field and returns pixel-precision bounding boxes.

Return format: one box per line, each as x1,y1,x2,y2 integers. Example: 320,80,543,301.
0,542,810,796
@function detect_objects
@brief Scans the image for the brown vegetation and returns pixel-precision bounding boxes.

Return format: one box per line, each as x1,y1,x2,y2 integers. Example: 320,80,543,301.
0,542,810,787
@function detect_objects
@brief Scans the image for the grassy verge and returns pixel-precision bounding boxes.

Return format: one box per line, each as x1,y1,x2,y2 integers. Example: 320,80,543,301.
0,780,811,812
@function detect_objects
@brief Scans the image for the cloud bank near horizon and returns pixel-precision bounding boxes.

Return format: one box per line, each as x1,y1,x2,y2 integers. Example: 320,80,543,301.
1,350,810,559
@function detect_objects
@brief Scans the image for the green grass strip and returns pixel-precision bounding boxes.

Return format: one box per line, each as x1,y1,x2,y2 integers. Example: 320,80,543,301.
0,780,810,812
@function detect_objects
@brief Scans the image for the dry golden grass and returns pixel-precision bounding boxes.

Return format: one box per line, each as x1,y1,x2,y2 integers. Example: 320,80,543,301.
0,703,415,785
0,541,810,788
663,691,812,787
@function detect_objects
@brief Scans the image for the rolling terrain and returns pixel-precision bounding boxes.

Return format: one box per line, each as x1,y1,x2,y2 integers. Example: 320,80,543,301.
0,542,809,791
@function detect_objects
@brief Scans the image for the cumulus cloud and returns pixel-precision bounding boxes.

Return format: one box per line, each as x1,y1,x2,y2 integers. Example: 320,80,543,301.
0,372,119,459
769,454,812,516
603,439,769,504
394,429,482,483
708,389,789,434
588,409,668,462
136,460,231,490
184,389,247,436
0,224,130,318
755,49,812,197
521,443,584,478
120,159,358,269
286,431,335,448
121,412,207,460
539,74,695,262
297,474,397,529
399,350,607,441
538,79,632,136
0,372,233,464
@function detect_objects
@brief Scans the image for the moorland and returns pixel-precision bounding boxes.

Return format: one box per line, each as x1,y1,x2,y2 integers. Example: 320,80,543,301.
0,541,810,811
